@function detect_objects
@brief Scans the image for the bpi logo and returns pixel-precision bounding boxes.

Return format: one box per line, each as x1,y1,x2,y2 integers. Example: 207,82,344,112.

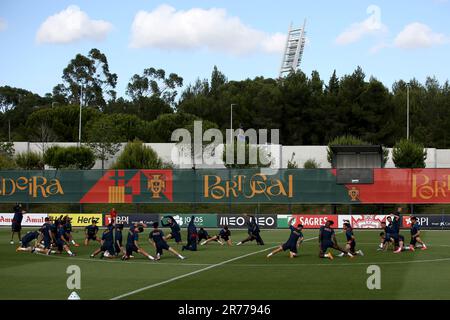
105,215,129,225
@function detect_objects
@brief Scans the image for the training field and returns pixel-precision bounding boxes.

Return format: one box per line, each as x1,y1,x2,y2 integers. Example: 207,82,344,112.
1,228,450,300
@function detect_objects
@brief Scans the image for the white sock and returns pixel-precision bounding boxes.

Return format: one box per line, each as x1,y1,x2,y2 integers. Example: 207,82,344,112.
267,252,273,257
67,250,73,255
71,240,76,244
148,255,154,260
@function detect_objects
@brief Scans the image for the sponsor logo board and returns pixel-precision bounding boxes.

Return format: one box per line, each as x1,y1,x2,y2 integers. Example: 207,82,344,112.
217,214,277,229
0,213,48,226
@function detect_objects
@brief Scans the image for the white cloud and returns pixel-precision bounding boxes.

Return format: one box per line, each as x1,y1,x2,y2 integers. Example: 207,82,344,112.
36,5,112,44
130,4,285,55
394,22,448,49
0,18,7,32
335,5,387,45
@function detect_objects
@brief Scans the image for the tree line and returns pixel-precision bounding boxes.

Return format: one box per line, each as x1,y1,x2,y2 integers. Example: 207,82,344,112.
1,48,450,150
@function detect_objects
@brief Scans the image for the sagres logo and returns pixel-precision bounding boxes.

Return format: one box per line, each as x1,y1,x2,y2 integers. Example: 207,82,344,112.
80,170,173,203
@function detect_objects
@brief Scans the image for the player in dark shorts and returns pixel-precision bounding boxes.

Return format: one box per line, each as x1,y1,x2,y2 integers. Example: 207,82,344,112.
149,222,185,260
55,224,75,256
10,204,26,245
319,220,352,259
90,224,115,258
267,224,304,258
182,216,198,251
84,219,101,245
161,216,182,244
379,216,393,249
114,224,124,256
236,214,264,246
200,226,232,246
121,224,155,261
16,230,40,253
197,228,211,244
409,216,427,251
63,216,79,247
338,223,364,257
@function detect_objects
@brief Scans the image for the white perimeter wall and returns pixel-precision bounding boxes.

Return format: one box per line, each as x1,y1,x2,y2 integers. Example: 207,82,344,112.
10,142,450,169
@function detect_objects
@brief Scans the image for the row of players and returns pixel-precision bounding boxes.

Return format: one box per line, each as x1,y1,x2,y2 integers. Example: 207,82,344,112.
14,210,427,260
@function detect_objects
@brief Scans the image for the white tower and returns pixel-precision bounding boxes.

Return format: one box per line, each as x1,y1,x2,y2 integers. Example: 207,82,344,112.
279,19,306,78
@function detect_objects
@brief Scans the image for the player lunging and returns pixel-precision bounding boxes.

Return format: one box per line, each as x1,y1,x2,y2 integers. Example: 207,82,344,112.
319,220,352,260
200,226,232,246
338,223,364,257
121,224,155,261
267,224,304,258
409,216,427,251
149,222,185,260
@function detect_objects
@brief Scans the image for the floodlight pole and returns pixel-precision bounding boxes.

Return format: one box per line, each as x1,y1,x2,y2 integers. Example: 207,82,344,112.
406,84,410,140
78,86,83,147
230,104,237,144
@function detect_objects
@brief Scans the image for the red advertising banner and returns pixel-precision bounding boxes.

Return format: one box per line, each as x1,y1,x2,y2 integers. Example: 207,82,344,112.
288,215,338,229
340,169,450,204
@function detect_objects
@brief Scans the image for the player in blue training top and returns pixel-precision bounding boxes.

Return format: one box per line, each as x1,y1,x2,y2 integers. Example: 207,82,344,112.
114,224,124,256
267,224,304,258
149,222,185,260
197,228,211,244
16,230,41,253
121,224,155,261
90,223,115,258
338,223,364,257
55,223,75,256
10,203,26,245
161,216,182,244
409,216,427,251
236,214,264,246
319,220,352,260
200,226,232,246
63,216,79,247
84,219,101,246
182,216,198,251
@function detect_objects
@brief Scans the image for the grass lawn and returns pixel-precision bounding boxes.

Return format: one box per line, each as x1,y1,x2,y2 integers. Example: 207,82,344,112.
1,227,449,300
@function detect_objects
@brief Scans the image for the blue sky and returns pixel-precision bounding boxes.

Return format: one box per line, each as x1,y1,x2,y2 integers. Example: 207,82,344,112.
0,0,449,98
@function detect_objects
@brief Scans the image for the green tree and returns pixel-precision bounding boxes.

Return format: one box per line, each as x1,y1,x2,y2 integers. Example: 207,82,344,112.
111,140,163,169
53,48,118,109
222,143,271,168
126,67,183,105
85,117,124,169
392,139,427,168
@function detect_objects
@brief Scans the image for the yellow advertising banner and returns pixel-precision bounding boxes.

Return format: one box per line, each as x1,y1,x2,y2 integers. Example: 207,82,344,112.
48,213,103,227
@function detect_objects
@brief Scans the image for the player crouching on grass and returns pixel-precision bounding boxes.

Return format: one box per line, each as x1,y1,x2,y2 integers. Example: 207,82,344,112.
182,216,198,252
200,225,232,246
16,230,41,253
149,222,185,260
55,223,75,256
319,220,353,260
84,219,101,246
161,215,182,244
197,227,211,244
90,223,115,259
236,214,264,246
63,216,79,247
408,216,427,251
338,223,364,257
267,224,304,258
379,222,405,253
121,223,155,261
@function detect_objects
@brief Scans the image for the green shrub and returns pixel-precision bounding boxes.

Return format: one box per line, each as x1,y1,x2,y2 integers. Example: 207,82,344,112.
15,151,44,170
392,139,427,168
303,158,320,169
44,145,95,169
111,140,163,169
0,153,17,169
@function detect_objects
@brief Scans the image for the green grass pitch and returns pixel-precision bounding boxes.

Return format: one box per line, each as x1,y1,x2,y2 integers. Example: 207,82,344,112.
1,227,450,300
